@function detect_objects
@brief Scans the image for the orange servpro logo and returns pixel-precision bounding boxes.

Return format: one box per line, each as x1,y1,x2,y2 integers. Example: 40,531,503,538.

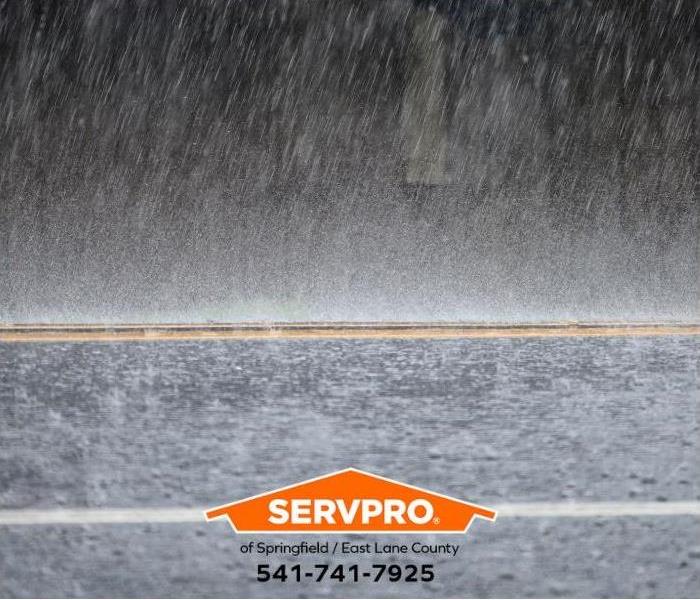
205,468,496,534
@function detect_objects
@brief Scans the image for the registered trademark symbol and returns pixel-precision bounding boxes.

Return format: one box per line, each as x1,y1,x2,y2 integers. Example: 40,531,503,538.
433,516,440,524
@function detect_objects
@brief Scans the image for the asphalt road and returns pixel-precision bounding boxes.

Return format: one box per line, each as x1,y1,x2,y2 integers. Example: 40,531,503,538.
0,335,698,597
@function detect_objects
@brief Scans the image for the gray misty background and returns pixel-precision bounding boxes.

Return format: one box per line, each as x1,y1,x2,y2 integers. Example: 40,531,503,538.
0,0,697,324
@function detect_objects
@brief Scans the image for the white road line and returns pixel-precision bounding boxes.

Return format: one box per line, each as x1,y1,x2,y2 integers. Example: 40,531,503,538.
0,508,203,525
0,502,698,525
494,502,700,518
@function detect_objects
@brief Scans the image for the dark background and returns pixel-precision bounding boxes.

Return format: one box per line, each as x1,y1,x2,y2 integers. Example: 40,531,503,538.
1,0,697,323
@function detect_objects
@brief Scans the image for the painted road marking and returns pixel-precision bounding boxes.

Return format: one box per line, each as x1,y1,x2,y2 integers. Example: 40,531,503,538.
494,502,700,518
0,323,698,343
0,502,698,525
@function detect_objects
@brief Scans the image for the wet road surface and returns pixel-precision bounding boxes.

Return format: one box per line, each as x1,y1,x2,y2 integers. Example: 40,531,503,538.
0,335,698,597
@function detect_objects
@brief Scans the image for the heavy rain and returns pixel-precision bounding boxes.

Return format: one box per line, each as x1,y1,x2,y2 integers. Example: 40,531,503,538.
0,3,699,598
1,0,696,324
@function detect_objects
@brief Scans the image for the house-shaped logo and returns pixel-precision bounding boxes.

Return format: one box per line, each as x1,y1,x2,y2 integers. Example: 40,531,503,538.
205,468,496,533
